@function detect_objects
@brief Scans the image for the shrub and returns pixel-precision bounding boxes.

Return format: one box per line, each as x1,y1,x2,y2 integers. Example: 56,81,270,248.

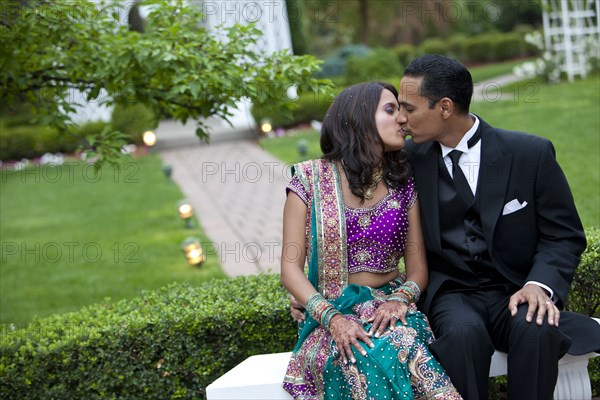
0,124,80,161
317,56,347,78
338,44,370,59
251,87,339,129
0,123,38,161
391,44,416,67
0,274,297,400
314,44,371,78
464,35,495,63
418,38,448,57
492,33,524,61
565,226,600,396
567,226,600,317
345,48,403,86
111,103,156,145
447,34,468,60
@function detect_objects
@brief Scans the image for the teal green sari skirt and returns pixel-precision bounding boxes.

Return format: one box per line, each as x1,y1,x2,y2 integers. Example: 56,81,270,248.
283,280,462,400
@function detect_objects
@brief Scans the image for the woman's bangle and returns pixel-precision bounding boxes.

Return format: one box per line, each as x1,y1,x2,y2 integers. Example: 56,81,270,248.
388,291,410,305
389,280,421,305
404,280,421,302
305,292,342,331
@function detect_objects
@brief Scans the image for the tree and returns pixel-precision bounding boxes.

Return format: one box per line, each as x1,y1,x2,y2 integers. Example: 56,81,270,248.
0,0,330,165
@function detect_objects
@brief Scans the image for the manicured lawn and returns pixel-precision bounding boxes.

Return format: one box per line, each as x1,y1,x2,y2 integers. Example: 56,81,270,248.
0,155,226,325
259,130,321,164
468,58,534,83
260,75,600,228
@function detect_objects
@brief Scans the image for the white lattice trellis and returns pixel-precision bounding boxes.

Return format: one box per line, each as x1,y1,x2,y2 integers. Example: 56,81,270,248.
542,0,600,81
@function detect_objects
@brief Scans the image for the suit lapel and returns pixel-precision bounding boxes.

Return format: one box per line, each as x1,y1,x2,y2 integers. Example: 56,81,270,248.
477,120,512,246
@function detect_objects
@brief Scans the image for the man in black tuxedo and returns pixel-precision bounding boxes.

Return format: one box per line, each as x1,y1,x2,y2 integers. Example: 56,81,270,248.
399,54,600,399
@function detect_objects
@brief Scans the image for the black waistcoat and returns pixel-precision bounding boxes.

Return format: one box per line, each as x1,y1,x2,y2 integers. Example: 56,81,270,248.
437,154,506,285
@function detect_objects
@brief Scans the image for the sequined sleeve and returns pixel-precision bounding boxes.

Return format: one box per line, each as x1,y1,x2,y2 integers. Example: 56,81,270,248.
405,177,418,209
286,162,312,206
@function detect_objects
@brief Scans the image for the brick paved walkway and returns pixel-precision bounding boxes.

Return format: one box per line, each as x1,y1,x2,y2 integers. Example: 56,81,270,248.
159,139,289,277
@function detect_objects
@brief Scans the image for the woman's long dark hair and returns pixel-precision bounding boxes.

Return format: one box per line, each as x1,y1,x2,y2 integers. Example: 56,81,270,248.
320,82,411,202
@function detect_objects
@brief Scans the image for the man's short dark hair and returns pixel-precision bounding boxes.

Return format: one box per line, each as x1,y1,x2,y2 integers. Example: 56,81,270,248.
404,54,473,114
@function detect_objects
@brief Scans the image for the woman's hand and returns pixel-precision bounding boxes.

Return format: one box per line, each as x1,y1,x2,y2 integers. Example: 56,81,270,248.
328,314,374,364
367,300,408,338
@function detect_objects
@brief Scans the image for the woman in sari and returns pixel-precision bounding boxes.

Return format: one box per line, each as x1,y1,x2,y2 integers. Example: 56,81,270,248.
280,82,462,400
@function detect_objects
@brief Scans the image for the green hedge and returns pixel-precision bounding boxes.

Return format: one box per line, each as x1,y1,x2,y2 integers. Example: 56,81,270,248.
389,30,539,67
567,226,600,396
0,274,296,400
2,228,598,399
251,87,339,129
345,48,403,86
0,103,155,161
567,226,600,317
391,43,416,67
418,38,448,57
0,123,81,161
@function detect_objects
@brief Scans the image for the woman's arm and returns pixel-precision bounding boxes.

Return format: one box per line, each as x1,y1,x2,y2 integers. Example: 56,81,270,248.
404,199,428,292
280,192,374,364
368,199,428,337
280,192,315,306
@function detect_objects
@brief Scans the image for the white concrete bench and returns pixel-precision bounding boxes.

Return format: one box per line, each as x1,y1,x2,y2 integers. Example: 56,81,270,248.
207,318,600,400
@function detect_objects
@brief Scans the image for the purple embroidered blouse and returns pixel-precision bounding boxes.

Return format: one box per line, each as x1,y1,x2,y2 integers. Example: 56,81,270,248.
287,173,417,274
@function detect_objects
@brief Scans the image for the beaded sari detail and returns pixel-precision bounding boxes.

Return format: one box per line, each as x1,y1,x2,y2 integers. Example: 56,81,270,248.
283,159,462,400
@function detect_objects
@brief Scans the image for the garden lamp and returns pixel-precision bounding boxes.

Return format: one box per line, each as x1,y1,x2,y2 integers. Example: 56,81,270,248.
260,119,272,134
143,130,157,149
296,139,308,160
181,237,205,266
177,200,194,228
163,164,173,181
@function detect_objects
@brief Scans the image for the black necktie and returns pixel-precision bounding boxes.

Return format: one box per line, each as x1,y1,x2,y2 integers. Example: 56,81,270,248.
448,129,481,204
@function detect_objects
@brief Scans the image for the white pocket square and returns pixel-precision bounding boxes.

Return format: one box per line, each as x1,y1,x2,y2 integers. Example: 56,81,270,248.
502,199,528,215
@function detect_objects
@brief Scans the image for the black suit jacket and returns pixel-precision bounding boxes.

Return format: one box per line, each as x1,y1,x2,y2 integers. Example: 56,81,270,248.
405,117,587,314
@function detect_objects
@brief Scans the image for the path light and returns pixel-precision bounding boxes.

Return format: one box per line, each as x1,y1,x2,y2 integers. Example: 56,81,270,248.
162,164,173,181
296,139,308,160
260,118,272,134
181,237,205,266
143,130,157,147
177,200,194,228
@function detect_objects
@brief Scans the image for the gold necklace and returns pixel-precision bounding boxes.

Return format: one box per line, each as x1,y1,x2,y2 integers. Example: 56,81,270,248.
363,168,383,200
340,160,384,200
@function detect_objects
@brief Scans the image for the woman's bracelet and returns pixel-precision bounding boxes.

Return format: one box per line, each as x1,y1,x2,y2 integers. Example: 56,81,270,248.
404,280,421,302
389,280,421,305
388,291,410,305
305,292,342,330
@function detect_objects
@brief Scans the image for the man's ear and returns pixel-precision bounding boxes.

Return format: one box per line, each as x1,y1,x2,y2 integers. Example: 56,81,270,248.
439,97,454,119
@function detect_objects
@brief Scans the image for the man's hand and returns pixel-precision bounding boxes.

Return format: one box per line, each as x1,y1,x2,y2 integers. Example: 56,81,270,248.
509,284,560,327
290,295,305,322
